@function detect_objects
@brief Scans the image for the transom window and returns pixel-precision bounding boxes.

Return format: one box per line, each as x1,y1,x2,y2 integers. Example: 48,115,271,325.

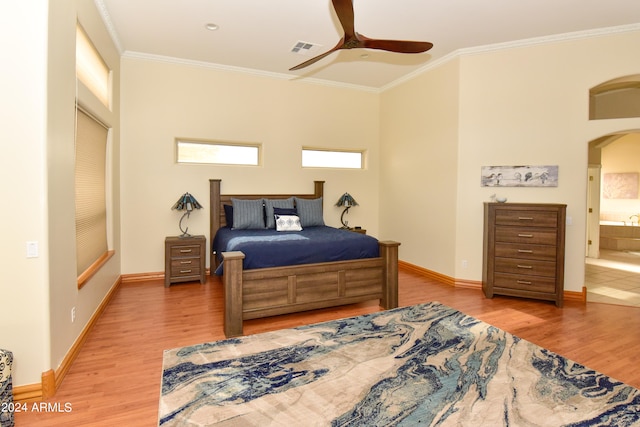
76,24,110,108
176,139,261,166
302,148,364,169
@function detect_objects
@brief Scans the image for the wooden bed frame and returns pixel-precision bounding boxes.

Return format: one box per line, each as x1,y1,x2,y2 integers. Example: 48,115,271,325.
209,179,400,337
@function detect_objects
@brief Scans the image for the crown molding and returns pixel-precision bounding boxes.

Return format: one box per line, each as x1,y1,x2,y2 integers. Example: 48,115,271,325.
94,0,124,54
381,23,640,92
121,51,380,93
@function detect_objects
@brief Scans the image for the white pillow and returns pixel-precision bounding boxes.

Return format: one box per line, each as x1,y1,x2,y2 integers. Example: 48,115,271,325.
275,214,303,232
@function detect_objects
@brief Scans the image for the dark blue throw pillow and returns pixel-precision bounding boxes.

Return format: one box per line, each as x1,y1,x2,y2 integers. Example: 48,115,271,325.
223,204,233,228
273,207,298,216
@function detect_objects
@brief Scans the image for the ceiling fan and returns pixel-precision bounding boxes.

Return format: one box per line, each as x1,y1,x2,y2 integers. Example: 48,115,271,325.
290,0,433,71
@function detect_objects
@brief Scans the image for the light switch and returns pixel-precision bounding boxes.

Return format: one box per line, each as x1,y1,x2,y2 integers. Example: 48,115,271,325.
26,241,39,258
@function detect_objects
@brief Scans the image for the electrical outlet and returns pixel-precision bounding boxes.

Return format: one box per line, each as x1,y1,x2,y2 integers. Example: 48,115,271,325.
71,307,76,323
462,260,468,269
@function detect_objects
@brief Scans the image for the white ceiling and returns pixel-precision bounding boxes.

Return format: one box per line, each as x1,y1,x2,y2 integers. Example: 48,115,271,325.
95,0,640,90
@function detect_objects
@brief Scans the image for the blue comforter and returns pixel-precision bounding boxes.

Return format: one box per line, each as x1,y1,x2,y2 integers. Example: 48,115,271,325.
212,226,380,275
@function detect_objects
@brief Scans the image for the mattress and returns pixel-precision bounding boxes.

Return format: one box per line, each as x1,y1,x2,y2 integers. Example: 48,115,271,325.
212,226,380,275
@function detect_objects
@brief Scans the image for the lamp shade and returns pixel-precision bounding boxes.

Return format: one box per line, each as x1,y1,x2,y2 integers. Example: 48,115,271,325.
335,192,358,228
335,192,358,208
172,192,202,212
172,192,202,237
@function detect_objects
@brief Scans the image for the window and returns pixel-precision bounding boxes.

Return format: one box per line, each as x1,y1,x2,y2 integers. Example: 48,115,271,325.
302,148,364,169
75,23,112,288
75,108,110,287
176,139,261,166
76,24,110,107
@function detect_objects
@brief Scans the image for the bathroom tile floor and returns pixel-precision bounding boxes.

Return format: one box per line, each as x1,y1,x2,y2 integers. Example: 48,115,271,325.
585,249,640,307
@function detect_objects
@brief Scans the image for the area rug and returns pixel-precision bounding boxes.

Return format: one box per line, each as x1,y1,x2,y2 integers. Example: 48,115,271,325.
159,302,640,426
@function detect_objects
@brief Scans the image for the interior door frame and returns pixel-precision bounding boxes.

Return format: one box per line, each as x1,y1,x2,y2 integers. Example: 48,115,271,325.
586,164,601,258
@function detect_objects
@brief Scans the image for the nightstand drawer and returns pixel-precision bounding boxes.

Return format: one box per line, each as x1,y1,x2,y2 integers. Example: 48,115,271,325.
170,265,201,277
170,245,201,258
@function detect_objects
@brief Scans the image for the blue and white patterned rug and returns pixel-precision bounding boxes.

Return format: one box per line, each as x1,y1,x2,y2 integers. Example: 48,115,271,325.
159,302,640,426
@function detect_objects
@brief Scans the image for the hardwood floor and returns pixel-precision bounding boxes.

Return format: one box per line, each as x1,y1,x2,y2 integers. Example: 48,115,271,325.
15,269,640,426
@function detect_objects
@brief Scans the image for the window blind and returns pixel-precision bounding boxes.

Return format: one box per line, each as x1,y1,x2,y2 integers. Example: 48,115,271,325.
75,108,108,277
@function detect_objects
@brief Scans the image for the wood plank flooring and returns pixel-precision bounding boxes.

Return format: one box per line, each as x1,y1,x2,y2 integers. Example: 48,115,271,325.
15,269,640,426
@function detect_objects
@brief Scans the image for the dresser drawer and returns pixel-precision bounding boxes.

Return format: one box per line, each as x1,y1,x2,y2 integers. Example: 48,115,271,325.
495,227,557,245
495,257,556,278
495,209,558,227
494,242,556,261
170,244,201,258
494,273,557,293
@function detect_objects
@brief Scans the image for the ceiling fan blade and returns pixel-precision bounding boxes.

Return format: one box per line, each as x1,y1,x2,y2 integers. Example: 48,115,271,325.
289,42,344,71
360,36,433,54
332,0,356,38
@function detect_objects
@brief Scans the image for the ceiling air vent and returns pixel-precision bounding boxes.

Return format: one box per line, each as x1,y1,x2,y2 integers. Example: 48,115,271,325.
291,41,321,55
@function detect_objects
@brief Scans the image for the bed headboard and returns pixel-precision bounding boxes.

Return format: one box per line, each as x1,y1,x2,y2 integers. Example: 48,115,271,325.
209,179,325,252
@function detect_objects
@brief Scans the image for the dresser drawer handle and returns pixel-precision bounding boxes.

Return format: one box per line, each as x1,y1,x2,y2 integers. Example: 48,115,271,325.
518,217,534,221
180,249,193,253
180,260,192,265
517,249,533,253
517,234,534,238
517,264,533,269
180,269,192,274
517,280,532,285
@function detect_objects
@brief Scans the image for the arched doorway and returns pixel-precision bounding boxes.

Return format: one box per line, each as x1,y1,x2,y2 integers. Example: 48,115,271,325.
585,75,640,306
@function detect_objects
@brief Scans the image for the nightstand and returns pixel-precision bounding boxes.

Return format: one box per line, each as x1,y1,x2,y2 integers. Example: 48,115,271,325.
348,227,366,234
164,235,206,287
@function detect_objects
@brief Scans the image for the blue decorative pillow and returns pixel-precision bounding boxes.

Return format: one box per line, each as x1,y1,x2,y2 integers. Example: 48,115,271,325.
231,198,265,229
275,214,303,231
273,207,298,216
265,198,295,229
223,204,233,228
294,197,324,227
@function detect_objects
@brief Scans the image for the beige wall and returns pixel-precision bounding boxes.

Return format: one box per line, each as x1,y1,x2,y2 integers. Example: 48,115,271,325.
381,29,640,292
120,58,380,274
600,133,640,221
0,0,121,387
379,59,460,275
0,0,49,386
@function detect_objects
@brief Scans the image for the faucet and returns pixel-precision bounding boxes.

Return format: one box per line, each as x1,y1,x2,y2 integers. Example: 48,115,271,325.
630,214,639,225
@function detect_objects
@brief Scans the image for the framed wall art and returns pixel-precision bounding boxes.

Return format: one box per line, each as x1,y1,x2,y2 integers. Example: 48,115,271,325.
602,172,638,199
481,165,559,187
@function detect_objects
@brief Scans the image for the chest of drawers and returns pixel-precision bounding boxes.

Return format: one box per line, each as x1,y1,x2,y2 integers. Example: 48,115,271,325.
482,203,566,307
164,235,206,287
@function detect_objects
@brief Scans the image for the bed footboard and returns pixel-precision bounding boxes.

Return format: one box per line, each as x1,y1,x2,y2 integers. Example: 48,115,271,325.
222,240,400,338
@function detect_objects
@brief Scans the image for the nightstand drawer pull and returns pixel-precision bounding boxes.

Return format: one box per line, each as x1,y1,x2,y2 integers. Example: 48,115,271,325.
517,234,534,238
180,269,192,274
180,260,192,265
180,249,193,253
517,264,533,269
518,216,534,221
517,249,533,253
517,280,533,285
